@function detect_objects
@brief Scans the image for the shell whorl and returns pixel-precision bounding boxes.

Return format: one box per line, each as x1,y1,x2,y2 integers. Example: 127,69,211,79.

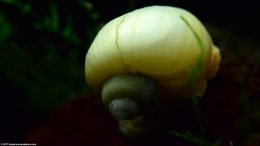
101,74,159,121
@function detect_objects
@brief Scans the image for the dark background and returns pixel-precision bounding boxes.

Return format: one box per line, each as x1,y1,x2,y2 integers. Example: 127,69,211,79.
0,0,259,145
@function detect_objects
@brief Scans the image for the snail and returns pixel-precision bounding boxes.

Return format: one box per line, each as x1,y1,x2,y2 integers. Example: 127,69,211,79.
85,6,221,136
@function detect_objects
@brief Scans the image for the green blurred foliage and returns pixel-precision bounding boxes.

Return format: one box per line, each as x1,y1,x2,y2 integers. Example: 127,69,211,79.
0,0,101,111
0,12,13,45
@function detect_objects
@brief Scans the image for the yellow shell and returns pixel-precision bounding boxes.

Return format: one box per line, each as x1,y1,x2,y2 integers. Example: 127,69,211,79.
85,5,221,98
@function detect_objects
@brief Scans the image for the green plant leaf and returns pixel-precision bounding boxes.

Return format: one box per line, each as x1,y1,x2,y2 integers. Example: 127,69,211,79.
48,3,59,32
0,0,18,4
0,12,13,45
180,15,205,89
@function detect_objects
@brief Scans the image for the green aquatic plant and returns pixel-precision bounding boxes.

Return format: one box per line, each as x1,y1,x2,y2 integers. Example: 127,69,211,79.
0,12,13,45
0,0,100,111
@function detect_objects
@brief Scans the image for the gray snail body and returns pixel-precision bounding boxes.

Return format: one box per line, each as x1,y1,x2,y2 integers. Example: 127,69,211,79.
85,6,221,136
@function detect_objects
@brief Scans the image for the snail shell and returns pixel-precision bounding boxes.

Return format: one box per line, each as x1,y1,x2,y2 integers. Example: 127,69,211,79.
85,6,221,136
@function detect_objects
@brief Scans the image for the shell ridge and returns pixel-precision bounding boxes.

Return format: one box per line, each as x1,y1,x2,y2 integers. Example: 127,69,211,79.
115,15,132,72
